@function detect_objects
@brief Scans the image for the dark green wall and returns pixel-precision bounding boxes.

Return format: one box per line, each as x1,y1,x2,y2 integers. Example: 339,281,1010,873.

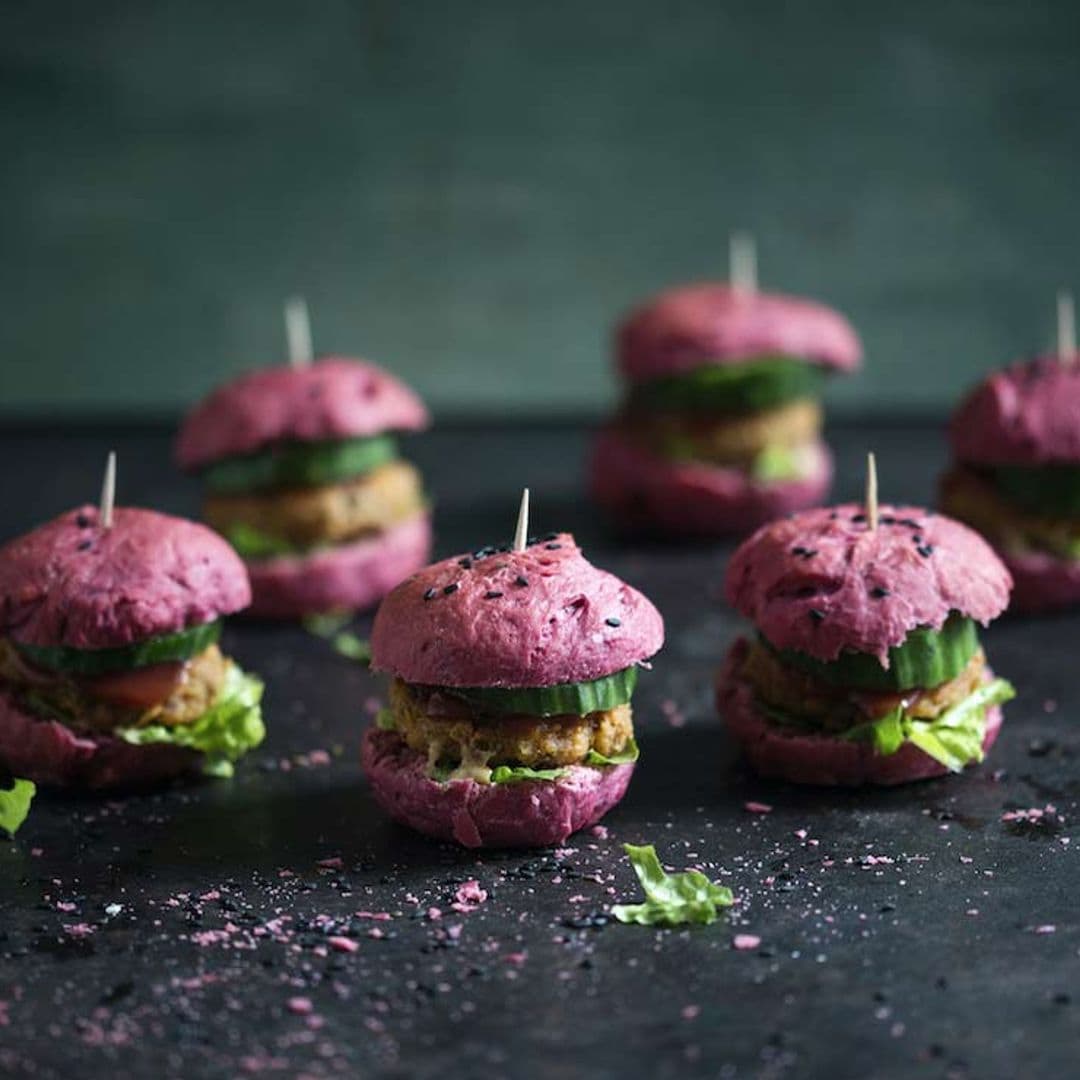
2,0,1078,417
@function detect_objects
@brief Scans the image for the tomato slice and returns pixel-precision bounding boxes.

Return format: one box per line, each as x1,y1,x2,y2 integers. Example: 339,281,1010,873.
82,661,186,709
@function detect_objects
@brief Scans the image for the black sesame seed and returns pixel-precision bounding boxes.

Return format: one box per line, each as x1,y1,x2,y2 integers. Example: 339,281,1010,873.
458,557,473,569
917,545,934,558
484,590,503,600
912,535,922,545
542,532,559,541
829,512,839,520
870,586,890,599
443,583,459,595
77,540,92,552
898,517,921,529
809,608,825,624
605,617,622,628
880,515,896,525
792,546,817,559
423,587,438,601
545,543,562,550
75,513,90,528
851,513,866,524
514,575,529,588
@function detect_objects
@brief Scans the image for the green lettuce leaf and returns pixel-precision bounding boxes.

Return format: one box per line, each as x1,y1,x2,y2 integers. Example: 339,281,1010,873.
750,444,805,483
330,633,371,665
224,523,301,560
375,707,397,731
0,778,35,837
117,664,265,778
490,764,570,784
612,843,733,927
843,678,1015,772
583,735,640,767
302,612,354,638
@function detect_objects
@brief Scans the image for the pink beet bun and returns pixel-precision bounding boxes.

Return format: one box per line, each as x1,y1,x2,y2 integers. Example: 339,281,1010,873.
616,282,861,384
716,639,1003,787
999,547,1080,614
0,505,251,649
950,356,1080,466
245,513,432,618
371,532,664,687
0,686,201,790
590,425,832,537
726,503,1012,665
361,727,633,848
176,357,429,470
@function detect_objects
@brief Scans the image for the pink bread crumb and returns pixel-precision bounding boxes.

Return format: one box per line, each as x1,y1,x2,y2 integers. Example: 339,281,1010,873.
732,934,761,951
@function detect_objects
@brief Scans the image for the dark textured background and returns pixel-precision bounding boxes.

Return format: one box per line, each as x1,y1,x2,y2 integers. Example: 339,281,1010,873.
1,421,1078,1079
2,0,1079,417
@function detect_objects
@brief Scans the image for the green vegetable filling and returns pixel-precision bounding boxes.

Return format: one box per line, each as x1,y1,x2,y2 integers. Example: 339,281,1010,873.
435,667,639,719
626,357,825,415
203,435,398,496
117,663,265,778
16,621,222,677
772,613,979,692
0,778,35,837
612,843,733,926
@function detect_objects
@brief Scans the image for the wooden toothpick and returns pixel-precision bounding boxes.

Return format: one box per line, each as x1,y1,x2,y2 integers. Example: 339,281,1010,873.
99,451,117,529
729,231,758,294
865,451,879,531
284,296,314,368
1057,290,1075,364
512,488,530,553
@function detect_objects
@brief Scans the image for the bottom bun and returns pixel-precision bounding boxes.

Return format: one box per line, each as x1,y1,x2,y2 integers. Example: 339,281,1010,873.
247,513,432,618
590,426,832,536
1000,548,1080,614
361,727,634,848
0,687,201,790
716,639,1003,787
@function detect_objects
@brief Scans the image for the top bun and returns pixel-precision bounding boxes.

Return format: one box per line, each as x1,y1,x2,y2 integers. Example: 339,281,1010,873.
617,282,861,384
371,533,664,688
0,505,251,649
176,357,429,470
949,355,1080,466
725,504,1011,664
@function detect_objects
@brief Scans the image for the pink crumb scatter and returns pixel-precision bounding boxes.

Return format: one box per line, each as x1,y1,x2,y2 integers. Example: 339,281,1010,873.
681,1004,701,1021
1002,805,1061,823
30,848,43,857
426,907,442,921
316,857,344,870
190,929,231,947
308,750,332,767
287,997,313,1015
354,911,392,921
1044,699,1058,714
447,924,463,940
363,697,383,716
503,951,527,966
1032,925,1057,935
405,893,420,905
794,829,808,840
744,801,773,815
590,825,609,840
55,901,77,913
367,927,385,940
199,890,221,902
732,934,761,951
451,880,488,913
960,856,974,864
327,936,359,953
63,923,95,938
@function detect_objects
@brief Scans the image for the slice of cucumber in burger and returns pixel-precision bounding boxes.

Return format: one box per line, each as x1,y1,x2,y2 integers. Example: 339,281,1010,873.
440,666,639,717
627,357,825,414
16,620,222,677
203,435,398,495
989,464,1080,519
770,613,979,692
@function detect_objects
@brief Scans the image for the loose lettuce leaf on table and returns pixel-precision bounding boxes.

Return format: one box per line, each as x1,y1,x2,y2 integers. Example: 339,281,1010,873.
0,778,35,837
612,843,733,927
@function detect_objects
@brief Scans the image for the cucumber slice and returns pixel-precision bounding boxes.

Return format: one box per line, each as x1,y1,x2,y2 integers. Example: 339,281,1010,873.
438,666,639,717
15,620,222,677
771,613,979,692
989,465,1080,519
203,435,398,495
627,357,825,414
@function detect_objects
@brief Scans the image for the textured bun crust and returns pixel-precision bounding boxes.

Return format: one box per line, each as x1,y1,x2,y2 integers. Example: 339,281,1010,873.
950,356,1080,466
0,505,251,649
616,282,861,384
0,687,201,790
371,533,663,687
725,503,1012,664
590,426,832,537
245,513,431,618
716,640,1003,787
176,357,429,470
361,728,633,848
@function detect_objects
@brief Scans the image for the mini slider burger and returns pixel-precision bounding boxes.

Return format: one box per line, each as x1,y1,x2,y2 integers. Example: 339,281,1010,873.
362,492,664,848
592,236,861,535
0,455,264,790
941,293,1080,611
176,300,431,617
717,456,1014,786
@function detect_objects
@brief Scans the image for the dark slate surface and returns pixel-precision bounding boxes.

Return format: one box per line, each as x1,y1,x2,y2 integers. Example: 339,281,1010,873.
0,420,1077,1079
